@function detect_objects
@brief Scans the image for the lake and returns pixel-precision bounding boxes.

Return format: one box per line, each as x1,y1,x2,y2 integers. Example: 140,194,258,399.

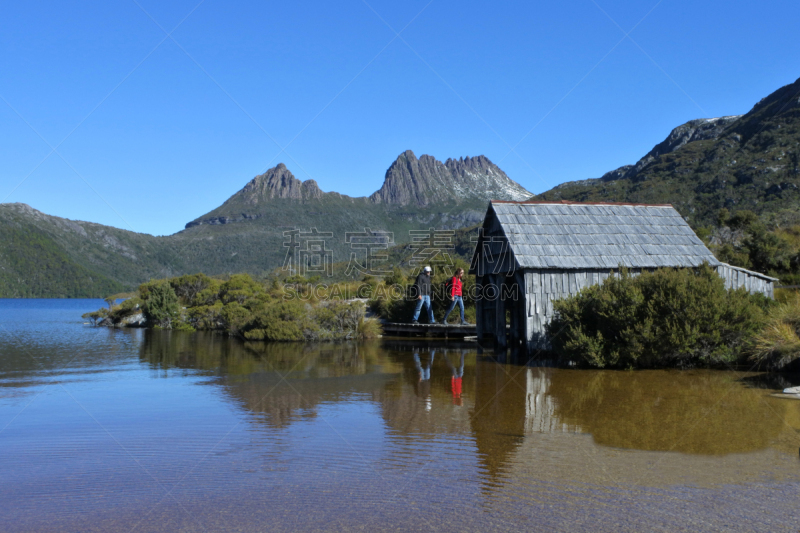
1,299,799,532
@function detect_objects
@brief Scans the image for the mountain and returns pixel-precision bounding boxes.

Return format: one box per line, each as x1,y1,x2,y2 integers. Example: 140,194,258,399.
370,151,530,205
0,151,529,297
0,203,181,297
186,150,529,227
536,76,800,227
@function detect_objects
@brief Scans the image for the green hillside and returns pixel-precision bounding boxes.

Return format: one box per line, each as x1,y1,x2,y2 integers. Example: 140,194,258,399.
0,211,123,297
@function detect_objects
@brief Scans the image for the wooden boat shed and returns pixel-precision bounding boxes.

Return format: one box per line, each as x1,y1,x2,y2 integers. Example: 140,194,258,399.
469,200,778,351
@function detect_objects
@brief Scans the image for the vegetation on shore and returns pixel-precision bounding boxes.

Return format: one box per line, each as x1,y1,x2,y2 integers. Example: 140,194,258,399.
546,265,777,369
82,260,800,371
84,273,383,342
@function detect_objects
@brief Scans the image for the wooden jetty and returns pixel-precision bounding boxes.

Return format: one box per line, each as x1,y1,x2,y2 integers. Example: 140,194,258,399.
382,322,477,338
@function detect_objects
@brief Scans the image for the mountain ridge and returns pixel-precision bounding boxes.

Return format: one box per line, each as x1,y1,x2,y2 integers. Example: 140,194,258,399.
185,150,529,229
1,151,530,296
538,75,800,227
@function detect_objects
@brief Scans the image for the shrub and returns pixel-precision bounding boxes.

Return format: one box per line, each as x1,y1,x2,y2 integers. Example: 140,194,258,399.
172,320,196,332
547,265,769,368
169,273,214,304
219,274,264,305
238,300,308,341
187,302,223,330
143,281,181,329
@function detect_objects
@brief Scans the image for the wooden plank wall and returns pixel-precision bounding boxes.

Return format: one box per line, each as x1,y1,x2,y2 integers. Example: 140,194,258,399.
523,269,621,350
715,265,774,298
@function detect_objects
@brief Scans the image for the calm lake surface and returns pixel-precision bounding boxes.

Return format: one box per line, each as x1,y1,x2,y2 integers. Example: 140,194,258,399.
1,299,800,532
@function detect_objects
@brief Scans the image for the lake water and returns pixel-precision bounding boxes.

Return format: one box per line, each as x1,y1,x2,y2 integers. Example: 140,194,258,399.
1,299,800,532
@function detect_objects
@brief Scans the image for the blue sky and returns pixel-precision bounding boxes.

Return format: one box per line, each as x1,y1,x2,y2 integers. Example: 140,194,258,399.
2,0,799,236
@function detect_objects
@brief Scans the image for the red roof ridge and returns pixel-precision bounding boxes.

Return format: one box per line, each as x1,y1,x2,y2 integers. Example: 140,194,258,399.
491,199,674,207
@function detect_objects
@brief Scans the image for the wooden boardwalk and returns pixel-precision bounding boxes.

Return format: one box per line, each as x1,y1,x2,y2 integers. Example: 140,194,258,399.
382,322,477,338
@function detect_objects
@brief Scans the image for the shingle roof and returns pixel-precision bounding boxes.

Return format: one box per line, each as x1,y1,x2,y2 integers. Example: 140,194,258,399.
488,201,720,270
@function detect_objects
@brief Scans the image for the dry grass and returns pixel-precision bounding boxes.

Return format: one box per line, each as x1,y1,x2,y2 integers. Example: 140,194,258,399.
354,317,383,340
750,293,800,369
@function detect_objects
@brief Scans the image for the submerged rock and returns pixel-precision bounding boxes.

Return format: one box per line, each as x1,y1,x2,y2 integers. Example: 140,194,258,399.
120,312,146,327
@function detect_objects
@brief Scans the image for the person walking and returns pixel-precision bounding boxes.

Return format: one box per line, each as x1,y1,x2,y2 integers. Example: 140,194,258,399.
411,266,436,324
443,268,469,325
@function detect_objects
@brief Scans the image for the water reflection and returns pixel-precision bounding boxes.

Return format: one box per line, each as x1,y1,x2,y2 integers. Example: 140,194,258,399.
140,330,402,428
137,332,799,461
4,301,800,532
546,369,789,454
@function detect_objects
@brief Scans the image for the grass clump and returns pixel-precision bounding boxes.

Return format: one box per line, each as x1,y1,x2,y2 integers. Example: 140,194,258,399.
749,293,800,370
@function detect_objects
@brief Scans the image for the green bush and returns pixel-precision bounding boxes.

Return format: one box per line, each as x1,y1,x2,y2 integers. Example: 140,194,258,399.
238,300,308,341
547,265,770,368
84,271,382,342
169,273,214,304
143,281,181,329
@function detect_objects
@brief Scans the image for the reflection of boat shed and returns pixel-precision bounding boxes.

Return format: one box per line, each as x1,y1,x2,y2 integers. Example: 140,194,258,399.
469,200,777,351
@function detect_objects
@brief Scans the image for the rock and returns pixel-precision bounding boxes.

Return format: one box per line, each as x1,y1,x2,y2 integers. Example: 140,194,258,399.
120,312,146,327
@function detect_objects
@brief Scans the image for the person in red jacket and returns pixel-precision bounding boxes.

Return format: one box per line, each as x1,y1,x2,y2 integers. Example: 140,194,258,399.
443,268,469,325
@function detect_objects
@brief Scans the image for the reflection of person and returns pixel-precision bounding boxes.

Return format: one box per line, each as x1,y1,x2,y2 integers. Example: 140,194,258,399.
414,350,435,411
443,268,469,325
445,350,465,406
411,266,436,324
414,350,435,381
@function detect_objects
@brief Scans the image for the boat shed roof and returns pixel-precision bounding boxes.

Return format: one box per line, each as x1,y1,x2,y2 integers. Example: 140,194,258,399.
480,200,721,270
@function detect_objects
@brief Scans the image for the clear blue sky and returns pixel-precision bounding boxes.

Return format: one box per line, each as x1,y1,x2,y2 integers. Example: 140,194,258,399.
2,0,799,236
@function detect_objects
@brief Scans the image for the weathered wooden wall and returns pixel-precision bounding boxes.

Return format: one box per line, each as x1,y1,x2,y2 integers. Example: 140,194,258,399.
477,266,775,352
522,269,622,350
715,264,775,298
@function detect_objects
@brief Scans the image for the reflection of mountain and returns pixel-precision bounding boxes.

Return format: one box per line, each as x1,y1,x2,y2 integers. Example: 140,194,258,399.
139,331,402,429
137,333,800,490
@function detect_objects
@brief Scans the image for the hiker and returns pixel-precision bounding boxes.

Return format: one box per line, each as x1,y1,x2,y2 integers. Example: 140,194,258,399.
411,266,436,324
443,268,469,325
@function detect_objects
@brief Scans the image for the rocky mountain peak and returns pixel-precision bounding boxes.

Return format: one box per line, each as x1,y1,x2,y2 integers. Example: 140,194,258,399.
237,164,323,204
632,116,742,172
592,115,742,183
369,150,531,205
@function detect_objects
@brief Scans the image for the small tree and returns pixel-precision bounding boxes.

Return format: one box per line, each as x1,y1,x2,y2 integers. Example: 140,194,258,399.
143,281,180,329
82,308,108,325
